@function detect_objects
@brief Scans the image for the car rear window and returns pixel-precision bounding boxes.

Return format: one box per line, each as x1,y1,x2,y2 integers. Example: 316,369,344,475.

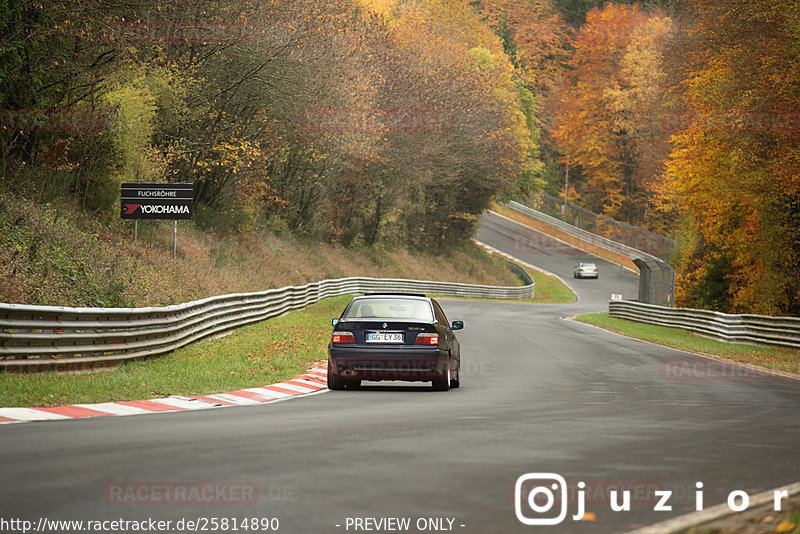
342,299,433,321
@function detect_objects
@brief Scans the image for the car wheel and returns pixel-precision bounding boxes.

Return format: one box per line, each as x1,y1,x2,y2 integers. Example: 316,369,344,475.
432,360,450,391
450,363,460,389
327,363,345,390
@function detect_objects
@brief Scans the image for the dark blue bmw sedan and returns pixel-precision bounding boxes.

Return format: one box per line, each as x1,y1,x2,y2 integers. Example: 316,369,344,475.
327,294,463,391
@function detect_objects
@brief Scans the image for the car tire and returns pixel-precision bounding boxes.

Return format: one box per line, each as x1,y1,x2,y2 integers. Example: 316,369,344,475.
328,363,345,390
432,360,451,391
450,363,460,389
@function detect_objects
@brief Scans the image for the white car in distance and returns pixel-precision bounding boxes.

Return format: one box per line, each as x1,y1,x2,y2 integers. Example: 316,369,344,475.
573,262,599,279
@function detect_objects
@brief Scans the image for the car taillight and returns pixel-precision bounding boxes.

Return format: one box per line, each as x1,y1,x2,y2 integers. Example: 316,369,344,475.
415,333,439,345
332,331,355,344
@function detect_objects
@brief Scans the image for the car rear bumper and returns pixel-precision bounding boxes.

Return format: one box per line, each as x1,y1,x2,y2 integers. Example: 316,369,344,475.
328,346,450,382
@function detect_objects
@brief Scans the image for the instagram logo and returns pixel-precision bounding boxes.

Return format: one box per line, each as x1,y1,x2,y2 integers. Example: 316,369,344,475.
514,473,570,525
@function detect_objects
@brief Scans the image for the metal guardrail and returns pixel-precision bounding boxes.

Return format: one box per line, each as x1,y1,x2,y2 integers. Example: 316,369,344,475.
526,192,675,260
609,300,800,351
504,201,651,260
0,276,534,372
503,201,675,307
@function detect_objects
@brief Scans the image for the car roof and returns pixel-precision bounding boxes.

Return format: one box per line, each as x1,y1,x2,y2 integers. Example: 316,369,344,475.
358,293,430,300
342,294,436,322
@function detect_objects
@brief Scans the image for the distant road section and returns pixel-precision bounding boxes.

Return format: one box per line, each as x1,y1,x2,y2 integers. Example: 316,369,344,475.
476,211,640,308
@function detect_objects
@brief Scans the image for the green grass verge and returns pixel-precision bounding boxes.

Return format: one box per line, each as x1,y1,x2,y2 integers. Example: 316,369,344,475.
575,312,800,374
0,296,352,408
523,266,576,304
431,266,575,305
430,262,575,304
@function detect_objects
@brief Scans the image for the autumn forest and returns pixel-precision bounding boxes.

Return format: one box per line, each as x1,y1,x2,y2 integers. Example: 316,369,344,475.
1,0,799,315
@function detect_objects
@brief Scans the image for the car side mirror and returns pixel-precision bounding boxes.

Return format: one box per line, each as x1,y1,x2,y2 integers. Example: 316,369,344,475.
451,320,464,330
332,318,339,326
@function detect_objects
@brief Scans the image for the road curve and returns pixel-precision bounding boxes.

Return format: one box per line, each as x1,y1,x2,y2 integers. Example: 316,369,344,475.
1,212,798,534
476,210,641,309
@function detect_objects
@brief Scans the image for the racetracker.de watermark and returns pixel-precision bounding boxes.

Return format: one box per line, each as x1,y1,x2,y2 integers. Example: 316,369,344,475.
0,360,115,374
0,109,113,133
99,230,265,257
332,360,495,381
512,479,671,506
659,111,800,134
104,482,260,506
301,108,455,133
104,19,260,45
660,357,788,382
508,229,578,255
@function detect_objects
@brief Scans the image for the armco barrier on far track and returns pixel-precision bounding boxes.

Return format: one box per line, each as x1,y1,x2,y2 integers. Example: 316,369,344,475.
0,276,534,372
609,300,800,351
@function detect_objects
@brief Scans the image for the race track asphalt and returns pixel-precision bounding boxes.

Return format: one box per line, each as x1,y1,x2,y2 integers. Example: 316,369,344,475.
1,211,798,534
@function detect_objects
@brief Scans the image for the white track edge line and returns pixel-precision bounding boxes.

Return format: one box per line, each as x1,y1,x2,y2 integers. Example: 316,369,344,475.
473,239,580,302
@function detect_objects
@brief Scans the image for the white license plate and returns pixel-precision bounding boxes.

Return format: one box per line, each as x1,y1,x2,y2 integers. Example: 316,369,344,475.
366,332,404,343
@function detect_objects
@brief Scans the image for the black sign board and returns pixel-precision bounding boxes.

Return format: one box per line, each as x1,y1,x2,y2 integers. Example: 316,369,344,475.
121,183,193,220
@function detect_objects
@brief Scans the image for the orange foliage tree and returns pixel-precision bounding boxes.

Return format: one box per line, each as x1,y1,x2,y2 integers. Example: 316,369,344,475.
661,0,800,314
551,3,674,223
